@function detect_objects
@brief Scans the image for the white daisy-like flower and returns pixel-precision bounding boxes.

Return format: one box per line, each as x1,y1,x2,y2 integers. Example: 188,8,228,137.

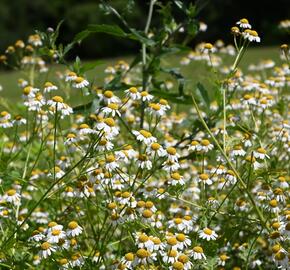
162,249,179,264
198,173,213,185
39,242,56,258
169,172,185,186
253,147,269,160
191,246,206,260
243,29,261,43
198,228,218,241
3,189,21,206
47,229,66,243
132,129,157,145
44,82,58,93
29,230,46,242
175,233,191,250
101,90,120,104
236,18,252,29
96,118,119,139
65,71,77,82
28,34,43,46
78,124,96,135
73,77,89,88
197,139,214,152
101,103,121,117
105,155,119,171
66,221,83,237
137,154,152,170
140,91,154,102
125,87,141,100
147,143,167,157
231,145,246,157
47,96,73,118
166,147,180,162
12,115,27,126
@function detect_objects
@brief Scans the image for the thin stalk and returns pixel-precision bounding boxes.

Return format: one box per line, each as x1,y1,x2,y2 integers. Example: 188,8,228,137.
191,94,269,231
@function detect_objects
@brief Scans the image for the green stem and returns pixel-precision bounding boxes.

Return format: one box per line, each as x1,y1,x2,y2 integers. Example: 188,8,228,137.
191,94,269,231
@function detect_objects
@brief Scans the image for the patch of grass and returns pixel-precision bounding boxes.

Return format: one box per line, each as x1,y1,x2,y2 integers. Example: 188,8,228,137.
0,46,281,106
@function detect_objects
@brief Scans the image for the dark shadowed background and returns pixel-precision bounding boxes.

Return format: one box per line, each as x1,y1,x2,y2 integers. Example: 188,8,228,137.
0,0,289,59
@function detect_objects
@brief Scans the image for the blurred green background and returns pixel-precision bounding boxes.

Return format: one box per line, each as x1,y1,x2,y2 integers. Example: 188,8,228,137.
0,0,289,59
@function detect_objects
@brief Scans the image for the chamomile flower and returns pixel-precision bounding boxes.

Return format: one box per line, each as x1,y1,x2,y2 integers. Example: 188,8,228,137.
66,221,83,237
198,173,213,185
3,189,21,206
102,103,121,117
140,91,154,102
65,71,77,82
44,82,58,93
125,87,141,100
39,242,56,258
253,147,270,160
147,142,167,157
47,229,66,243
72,76,89,89
47,96,73,118
198,227,218,241
169,172,185,186
236,18,252,29
102,90,120,104
191,246,206,260
198,139,214,152
243,29,261,43
132,129,157,145
166,147,180,162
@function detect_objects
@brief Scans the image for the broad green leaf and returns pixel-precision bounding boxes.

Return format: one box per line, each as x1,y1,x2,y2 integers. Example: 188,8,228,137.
196,82,210,109
73,30,91,43
87,24,127,37
81,60,104,73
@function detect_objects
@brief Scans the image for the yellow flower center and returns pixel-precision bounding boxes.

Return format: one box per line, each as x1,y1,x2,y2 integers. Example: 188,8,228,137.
240,18,249,24
75,77,84,83
176,233,186,242
201,139,210,146
52,96,63,103
129,87,137,93
171,172,181,180
172,262,184,270
204,43,213,50
108,103,119,110
139,234,149,243
193,246,203,253
167,147,177,155
200,173,209,180
149,103,161,111
269,199,278,207
68,221,78,230
52,229,61,236
44,82,53,87
106,155,116,163
104,90,113,98
167,237,177,246
203,228,213,235
145,201,154,208
124,252,134,261
104,118,115,127
142,209,153,218
59,258,68,265
41,242,51,250
136,249,150,258
140,130,152,138
7,189,16,196
151,143,160,150
141,91,148,97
